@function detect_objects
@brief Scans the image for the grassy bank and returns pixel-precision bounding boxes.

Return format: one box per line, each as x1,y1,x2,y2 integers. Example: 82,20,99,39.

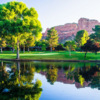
0,51,100,61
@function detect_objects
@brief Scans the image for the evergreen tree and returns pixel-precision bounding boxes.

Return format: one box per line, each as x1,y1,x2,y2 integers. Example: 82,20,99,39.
92,25,100,41
47,27,58,51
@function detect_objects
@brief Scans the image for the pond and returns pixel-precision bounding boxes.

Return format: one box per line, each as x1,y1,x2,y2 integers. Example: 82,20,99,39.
0,61,100,100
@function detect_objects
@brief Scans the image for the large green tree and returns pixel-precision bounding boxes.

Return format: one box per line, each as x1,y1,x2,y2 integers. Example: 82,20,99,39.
47,27,58,51
75,30,89,47
0,1,42,59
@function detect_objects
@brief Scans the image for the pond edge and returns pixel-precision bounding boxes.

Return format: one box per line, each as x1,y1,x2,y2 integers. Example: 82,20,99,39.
0,59,100,62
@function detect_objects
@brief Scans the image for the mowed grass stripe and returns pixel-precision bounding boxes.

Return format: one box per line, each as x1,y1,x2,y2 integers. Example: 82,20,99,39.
0,51,99,60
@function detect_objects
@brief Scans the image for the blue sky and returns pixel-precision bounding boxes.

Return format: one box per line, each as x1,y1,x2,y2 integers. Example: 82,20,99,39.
1,0,100,32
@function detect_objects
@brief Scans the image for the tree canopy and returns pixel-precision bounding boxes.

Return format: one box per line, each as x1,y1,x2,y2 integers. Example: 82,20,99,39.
92,25,100,41
75,30,89,47
81,39,100,57
0,1,42,58
64,40,76,56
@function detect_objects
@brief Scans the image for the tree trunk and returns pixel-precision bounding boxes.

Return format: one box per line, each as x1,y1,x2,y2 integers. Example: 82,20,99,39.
23,46,25,53
28,47,29,52
12,47,14,53
69,50,71,56
1,61,3,66
24,62,26,72
17,62,20,82
69,46,71,56
17,62,20,73
16,38,20,59
95,51,97,55
1,47,2,53
84,52,87,58
50,47,52,52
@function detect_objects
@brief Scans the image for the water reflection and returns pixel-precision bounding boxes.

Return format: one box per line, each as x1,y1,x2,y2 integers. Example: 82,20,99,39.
47,65,58,84
34,62,100,89
0,61,42,100
0,61,100,100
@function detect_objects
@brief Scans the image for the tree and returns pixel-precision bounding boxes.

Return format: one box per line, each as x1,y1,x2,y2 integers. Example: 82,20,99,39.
20,32,30,53
47,65,58,84
55,44,65,51
81,39,100,58
0,38,6,53
0,1,42,59
6,35,17,53
75,30,89,47
0,62,42,100
89,33,96,40
41,39,49,51
64,41,76,56
92,25,100,41
47,27,58,51
35,39,49,51
78,75,85,87
26,35,35,52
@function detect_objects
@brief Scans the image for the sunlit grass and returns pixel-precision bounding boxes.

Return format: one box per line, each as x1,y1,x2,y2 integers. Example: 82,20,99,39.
0,51,100,60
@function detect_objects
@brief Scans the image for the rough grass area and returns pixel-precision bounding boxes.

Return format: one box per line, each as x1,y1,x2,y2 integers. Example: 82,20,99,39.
0,51,100,60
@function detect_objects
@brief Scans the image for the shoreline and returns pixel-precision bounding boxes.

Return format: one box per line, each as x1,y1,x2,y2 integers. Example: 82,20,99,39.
0,59,100,62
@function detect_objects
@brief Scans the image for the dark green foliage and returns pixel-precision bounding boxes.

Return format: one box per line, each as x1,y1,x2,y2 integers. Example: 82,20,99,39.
89,34,96,40
35,39,49,51
92,25,100,41
92,25,100,33
55,44,66,51
81,39,100,57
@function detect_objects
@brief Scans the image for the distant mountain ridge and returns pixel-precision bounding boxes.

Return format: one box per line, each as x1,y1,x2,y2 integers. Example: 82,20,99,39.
42,18,100,43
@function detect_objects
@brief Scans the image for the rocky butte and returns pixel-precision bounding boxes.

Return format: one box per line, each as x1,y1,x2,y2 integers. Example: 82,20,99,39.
42,18,100,43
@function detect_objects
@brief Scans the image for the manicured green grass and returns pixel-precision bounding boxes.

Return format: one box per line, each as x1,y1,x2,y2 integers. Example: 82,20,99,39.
0,51,100,60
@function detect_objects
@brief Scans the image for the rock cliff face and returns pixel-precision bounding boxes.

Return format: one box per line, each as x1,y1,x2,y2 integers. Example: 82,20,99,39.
42,18,100,43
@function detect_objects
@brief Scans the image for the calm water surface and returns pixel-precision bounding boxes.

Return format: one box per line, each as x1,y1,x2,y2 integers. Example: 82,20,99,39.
0,61,100,100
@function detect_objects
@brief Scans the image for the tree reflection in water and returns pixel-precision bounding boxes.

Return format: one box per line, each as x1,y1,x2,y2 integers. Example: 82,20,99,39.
1,61,100,100
47,65,58,84
0,62,42,100
33,62,100,90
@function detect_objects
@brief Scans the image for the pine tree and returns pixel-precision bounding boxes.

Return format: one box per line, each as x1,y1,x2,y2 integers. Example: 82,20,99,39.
47,27,58,51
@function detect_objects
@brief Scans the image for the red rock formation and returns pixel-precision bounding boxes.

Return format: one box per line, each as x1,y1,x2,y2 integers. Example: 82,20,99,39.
78,18,100,34
42,18,100,43
39,69,90,89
